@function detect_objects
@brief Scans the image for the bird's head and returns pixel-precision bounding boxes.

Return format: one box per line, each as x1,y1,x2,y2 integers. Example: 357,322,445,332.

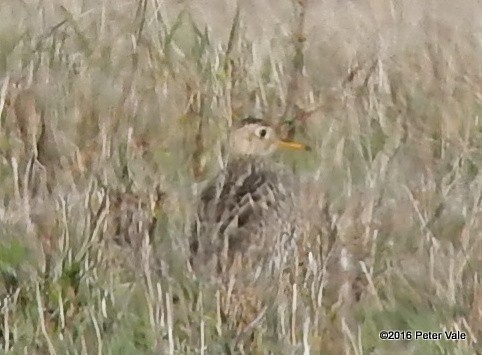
229,117,310,156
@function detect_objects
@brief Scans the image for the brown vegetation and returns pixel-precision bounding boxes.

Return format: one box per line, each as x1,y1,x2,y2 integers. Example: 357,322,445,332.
0,0,481,353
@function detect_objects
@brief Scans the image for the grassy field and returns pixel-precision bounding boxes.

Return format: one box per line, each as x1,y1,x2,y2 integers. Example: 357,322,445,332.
0,0,482,353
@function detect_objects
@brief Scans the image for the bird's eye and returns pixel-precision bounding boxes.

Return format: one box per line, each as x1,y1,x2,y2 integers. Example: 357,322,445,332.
256,127,268,139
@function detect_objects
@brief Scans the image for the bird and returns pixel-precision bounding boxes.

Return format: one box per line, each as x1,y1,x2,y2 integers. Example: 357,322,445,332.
189,117,310,282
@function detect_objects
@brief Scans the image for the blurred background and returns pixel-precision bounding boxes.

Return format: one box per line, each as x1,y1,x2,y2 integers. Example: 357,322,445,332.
0,0,481,353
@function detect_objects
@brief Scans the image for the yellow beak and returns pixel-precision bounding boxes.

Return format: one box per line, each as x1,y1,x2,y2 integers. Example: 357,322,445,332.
277,140,311,151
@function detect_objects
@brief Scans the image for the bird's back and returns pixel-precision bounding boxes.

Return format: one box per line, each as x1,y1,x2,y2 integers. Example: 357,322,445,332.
190,156,298,277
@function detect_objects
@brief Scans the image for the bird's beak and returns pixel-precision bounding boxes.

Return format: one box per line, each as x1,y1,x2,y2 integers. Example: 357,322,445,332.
277,140,311,151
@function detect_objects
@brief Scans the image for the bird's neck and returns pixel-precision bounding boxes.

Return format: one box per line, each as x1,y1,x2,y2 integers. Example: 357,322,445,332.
228,155,270,167
221,155,278,178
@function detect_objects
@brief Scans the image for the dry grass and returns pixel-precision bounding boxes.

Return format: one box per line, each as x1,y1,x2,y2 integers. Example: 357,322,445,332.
0,0,482,353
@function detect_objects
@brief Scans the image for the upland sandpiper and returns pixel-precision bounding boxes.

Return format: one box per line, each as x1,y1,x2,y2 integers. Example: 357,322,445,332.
190,117,310,281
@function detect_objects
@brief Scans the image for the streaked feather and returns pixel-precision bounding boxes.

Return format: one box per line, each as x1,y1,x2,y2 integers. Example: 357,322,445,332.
190,156,298,277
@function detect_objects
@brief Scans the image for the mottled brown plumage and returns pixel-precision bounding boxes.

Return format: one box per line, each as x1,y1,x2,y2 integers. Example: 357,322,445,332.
190,118,308,280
